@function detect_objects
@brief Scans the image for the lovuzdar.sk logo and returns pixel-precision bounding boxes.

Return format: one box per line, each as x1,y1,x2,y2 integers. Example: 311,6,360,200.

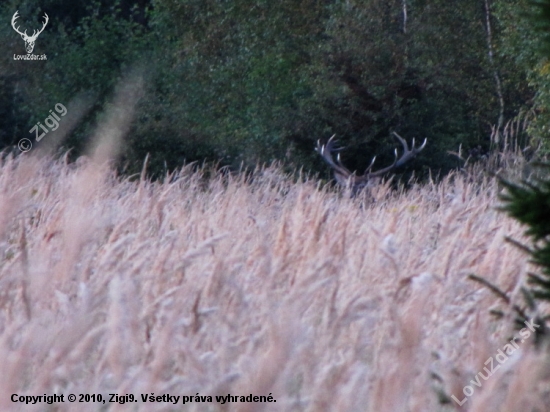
11,10,48,60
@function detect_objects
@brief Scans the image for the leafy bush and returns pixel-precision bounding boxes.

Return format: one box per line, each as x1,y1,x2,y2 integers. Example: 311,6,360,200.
0,0,539,179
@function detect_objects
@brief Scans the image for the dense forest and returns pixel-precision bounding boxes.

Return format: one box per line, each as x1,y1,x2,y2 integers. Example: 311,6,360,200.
0,0,547,178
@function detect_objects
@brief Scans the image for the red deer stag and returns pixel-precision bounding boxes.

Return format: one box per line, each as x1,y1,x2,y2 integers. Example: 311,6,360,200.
316,132,427,194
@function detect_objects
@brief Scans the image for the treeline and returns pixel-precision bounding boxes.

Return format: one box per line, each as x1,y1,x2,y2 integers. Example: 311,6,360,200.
0,0,545,178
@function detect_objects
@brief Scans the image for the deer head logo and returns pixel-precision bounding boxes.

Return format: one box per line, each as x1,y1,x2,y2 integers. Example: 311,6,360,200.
11,11,49,54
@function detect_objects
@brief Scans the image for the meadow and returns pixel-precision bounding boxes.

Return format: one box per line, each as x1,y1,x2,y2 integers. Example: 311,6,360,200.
0,148,548,412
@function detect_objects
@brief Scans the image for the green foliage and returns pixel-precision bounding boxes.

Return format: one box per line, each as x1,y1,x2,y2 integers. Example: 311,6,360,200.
503,159,550,295
495,0,550,150
498,168,550,343
531,0,550,55
465,164,550,345
494,0,550,342
131,0,328,174
501,173,550,241
0,0,541,178
0,0,150,153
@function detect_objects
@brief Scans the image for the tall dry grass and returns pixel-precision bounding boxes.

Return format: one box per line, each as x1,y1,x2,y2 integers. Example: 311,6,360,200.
0,151,548,412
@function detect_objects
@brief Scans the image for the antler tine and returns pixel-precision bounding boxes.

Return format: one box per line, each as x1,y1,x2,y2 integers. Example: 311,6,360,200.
11,11,27,36
39,13,49,33
364,155,377,174
316,134,352,179
418,137,428,151
335,153,346,169
392,132,427,168
324,134,342,153
392,131,409,151
315,135,337,167
330,137,359,172
30,13,48,39
367,148,399,177
316,132,427,193
394,131,427,154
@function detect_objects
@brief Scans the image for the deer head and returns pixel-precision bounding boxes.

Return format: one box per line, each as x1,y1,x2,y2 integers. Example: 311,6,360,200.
12,11,49,54
316,132,427,194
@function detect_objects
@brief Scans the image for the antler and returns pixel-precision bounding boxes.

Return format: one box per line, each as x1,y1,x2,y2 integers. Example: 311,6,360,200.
11,11,26,37
315,134,354,186
11,11,48,40
34,13,49,39
29,13,49,40
316,132,427,191
368,132,427,177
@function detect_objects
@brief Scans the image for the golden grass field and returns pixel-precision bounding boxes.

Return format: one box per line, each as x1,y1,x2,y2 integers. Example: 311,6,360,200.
1,149,549,412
